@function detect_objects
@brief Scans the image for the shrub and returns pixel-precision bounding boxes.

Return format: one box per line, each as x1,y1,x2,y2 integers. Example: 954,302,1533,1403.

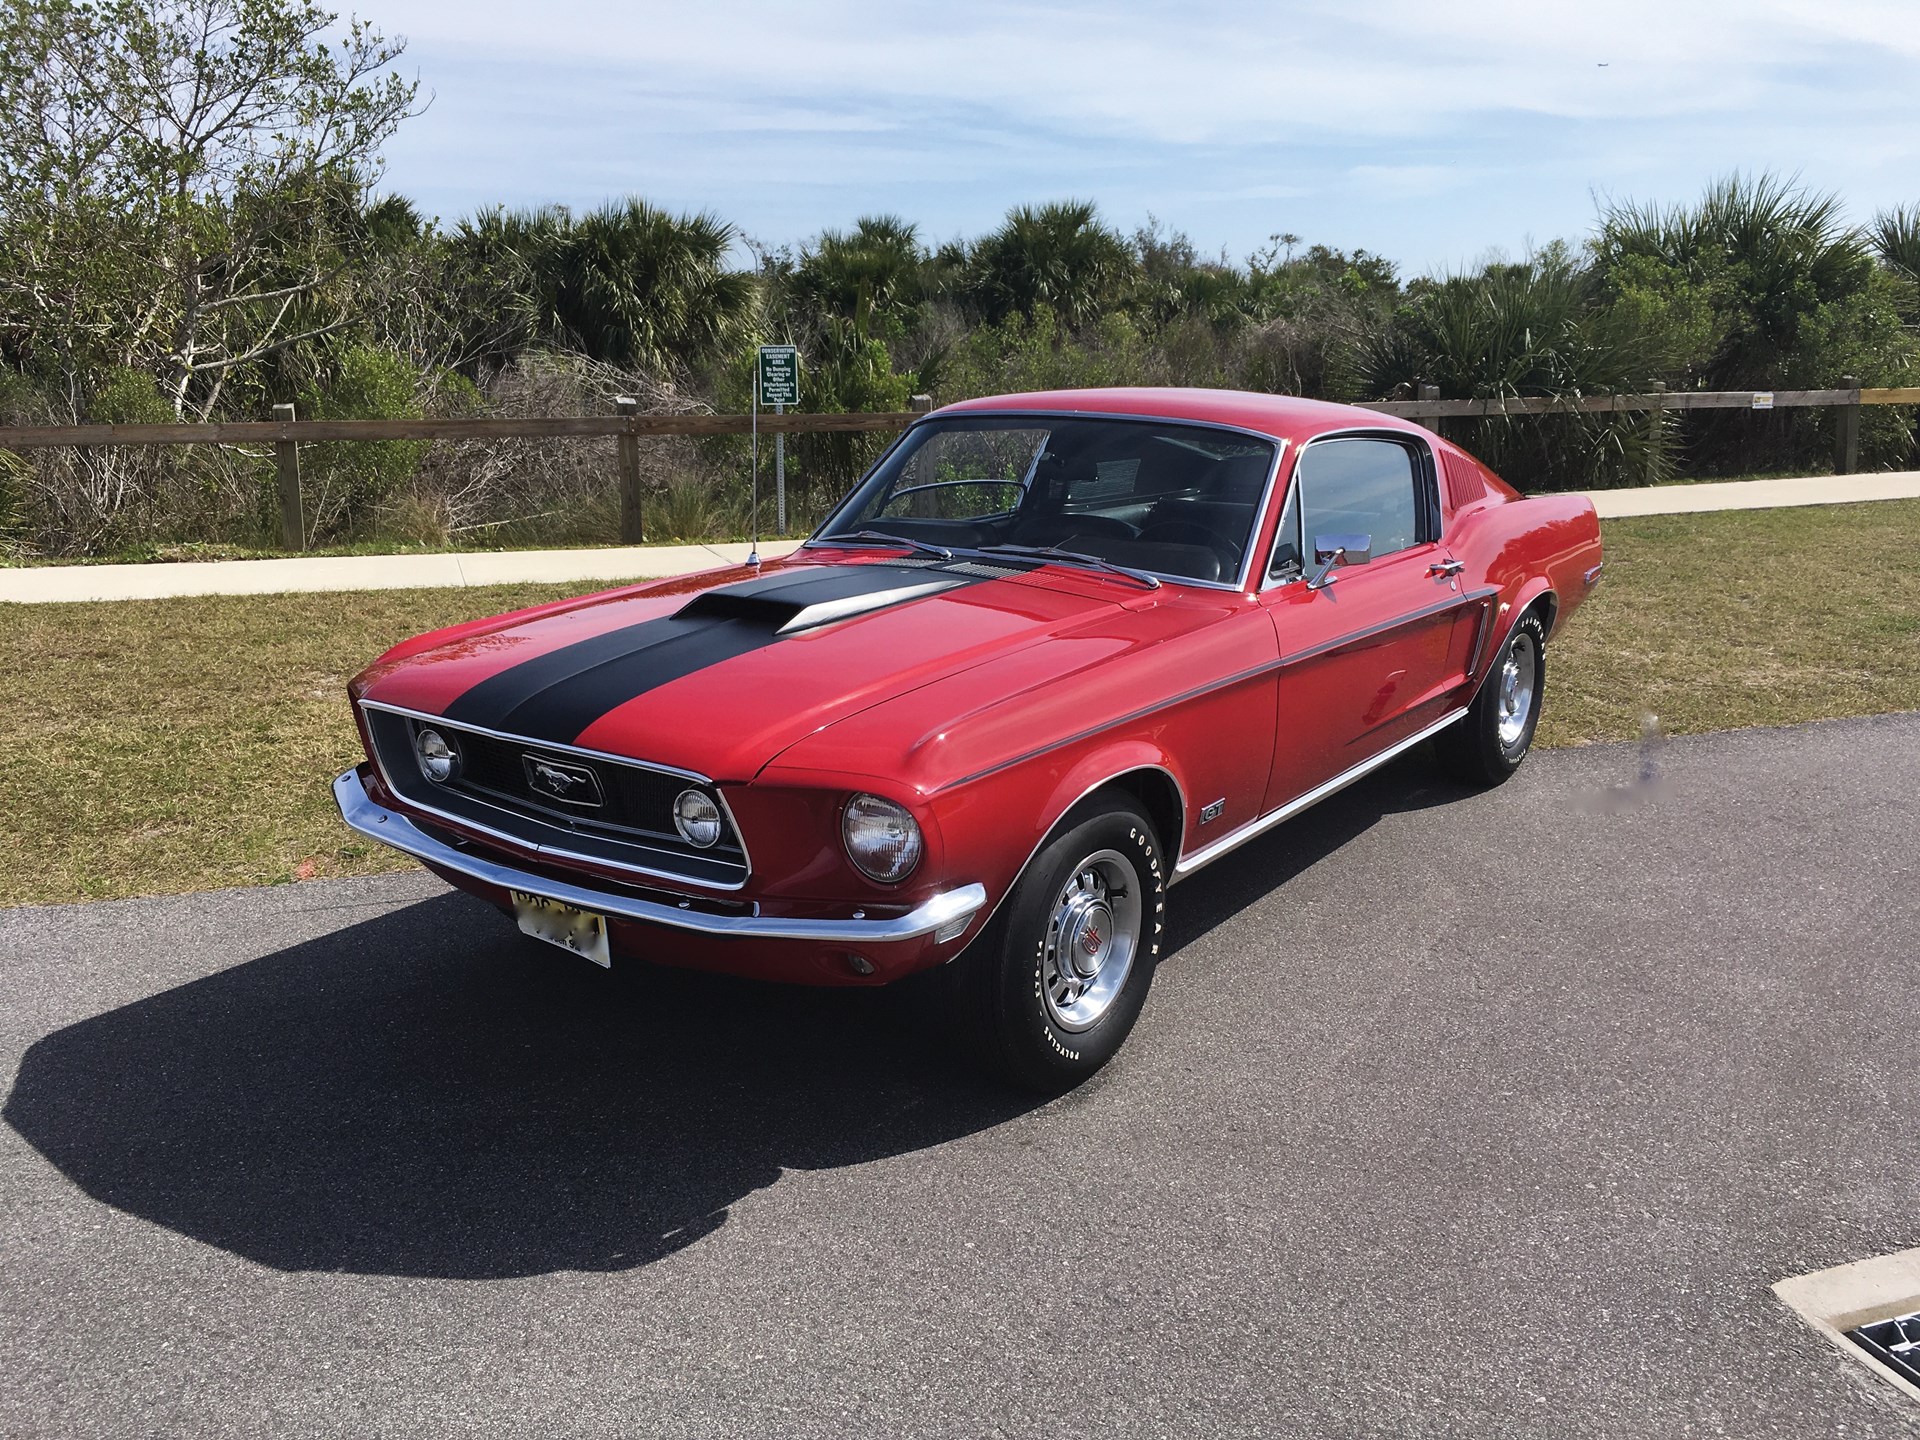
298,346,431,540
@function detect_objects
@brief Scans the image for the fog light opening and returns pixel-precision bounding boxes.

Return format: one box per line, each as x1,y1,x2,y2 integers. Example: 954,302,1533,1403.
844,953,876,977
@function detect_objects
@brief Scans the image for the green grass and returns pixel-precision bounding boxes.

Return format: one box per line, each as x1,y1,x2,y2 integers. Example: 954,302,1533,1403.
3,498,1917,907
1538,499,1920,745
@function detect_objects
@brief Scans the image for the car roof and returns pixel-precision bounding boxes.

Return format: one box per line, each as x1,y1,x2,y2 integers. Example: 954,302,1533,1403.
934,387,1432,446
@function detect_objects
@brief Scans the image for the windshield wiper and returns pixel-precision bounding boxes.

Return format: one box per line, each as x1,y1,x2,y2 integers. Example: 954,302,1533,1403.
977,543,1162,590
812,530,953,562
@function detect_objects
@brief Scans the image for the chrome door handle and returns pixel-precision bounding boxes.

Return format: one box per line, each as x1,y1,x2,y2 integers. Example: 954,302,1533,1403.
1428,560,1465,577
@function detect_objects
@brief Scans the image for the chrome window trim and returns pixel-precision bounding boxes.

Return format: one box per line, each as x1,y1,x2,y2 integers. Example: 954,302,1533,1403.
1261,427,1442,592
804,409,1291,595
358,699,753,892
335,768,986,943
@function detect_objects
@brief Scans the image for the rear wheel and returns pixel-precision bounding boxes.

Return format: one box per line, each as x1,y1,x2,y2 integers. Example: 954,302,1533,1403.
954,799,1166,1091
1437,610,1546,785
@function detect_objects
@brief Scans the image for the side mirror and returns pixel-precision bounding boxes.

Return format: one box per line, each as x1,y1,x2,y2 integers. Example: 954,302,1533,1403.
1306,533,1372,589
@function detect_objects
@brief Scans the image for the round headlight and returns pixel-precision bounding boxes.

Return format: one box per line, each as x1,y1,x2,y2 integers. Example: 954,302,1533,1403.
672,789,724,849
414,727,459,784
843,793,923,883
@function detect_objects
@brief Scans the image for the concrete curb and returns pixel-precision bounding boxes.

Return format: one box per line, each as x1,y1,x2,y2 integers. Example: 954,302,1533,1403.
3,471,1917,604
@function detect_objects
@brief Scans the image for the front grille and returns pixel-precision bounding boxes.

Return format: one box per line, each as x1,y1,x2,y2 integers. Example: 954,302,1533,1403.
362,704,749,888
450,729,726,848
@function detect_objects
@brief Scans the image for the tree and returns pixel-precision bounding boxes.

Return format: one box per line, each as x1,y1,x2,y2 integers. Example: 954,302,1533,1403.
1594,174,1874,389
0,0,419,417
1595,174,1918,472
548,200,755,378
787,215,924,337
965,200,1136,327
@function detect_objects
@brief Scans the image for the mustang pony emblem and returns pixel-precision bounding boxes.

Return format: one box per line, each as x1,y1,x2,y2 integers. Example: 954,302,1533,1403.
521,754,604,807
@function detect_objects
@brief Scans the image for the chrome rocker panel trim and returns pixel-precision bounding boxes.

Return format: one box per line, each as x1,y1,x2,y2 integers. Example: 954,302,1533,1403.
334,768,987,944
1172,706,1469,881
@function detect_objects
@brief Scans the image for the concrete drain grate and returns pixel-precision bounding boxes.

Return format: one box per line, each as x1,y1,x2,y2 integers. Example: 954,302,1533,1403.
1775,1248,1920,1403
1850,1313,1920,1389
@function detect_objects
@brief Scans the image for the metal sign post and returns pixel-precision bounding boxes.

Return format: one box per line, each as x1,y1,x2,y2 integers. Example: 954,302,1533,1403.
748,380,759,567
757,345,799,540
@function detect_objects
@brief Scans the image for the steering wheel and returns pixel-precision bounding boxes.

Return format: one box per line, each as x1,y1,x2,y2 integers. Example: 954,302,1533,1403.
1136,520,1242,567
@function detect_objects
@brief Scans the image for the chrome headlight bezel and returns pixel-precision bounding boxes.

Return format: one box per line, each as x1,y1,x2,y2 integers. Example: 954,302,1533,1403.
413,726,460,784
672,789,724,849
842,792,924,883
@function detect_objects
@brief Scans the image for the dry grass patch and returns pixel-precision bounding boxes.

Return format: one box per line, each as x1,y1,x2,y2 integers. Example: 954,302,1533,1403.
2,583,599,906
1541,499,1920,746
3,498,1917,906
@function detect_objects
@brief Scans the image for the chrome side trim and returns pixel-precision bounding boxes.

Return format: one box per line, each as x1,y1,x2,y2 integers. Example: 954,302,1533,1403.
937,588,1492,795
357,699,753,892
335,768,985,944
1170,707,1469,882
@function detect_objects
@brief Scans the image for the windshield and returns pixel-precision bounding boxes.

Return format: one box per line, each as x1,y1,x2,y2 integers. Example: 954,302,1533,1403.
813,415,1277,586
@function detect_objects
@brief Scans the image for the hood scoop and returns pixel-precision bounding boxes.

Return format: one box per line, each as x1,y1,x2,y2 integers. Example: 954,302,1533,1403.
675,564,970,635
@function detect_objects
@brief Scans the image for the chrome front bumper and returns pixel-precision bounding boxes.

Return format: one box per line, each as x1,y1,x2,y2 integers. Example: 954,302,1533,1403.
333,767,987,944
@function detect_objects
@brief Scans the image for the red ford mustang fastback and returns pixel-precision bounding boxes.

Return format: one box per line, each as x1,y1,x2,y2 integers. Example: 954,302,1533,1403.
336,388,1602,1088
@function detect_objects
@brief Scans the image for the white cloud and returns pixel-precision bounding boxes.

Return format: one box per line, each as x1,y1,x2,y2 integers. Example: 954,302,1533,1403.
364,0,1920,269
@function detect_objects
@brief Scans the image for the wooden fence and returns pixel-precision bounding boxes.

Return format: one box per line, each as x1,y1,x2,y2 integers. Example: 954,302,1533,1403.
1,383,1909,549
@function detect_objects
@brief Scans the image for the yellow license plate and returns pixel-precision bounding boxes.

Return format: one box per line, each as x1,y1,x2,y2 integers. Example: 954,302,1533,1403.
509,890,612,968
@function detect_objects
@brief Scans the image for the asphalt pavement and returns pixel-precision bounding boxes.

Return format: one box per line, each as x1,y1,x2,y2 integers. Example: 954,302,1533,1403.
4,713,1919,1437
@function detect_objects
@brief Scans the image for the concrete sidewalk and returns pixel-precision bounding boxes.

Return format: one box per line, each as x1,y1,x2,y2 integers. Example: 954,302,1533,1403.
1585,468,1920,518
0,538,804,604
3,469,1916,604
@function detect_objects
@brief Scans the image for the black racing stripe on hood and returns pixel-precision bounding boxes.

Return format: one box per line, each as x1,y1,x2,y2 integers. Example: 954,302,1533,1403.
438,562,992,745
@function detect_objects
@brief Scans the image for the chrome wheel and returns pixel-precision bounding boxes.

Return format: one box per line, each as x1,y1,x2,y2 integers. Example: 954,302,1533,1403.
1040,849,1143,1033
1495,630,1538,753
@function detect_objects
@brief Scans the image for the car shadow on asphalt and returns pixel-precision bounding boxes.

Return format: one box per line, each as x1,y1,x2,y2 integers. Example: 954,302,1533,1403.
3,893,1032,1280
1163,748,1479,945
3,749,1477,1283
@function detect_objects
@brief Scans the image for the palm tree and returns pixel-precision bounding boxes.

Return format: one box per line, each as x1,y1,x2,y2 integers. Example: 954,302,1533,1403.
788,215,925,334
1594,173,1872,387
546,200,756,378
966,200,1136,327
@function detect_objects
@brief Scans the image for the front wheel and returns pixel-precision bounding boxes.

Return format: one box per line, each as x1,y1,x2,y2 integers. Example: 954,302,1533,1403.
954,799,1167,1091
1436,610,1546,785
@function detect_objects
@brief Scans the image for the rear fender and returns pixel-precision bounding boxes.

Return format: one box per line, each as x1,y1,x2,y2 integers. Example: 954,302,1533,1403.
1469,582,1554,697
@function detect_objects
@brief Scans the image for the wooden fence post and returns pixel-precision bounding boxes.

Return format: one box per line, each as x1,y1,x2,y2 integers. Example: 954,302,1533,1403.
1646,381,1667,487
1835,376,1859,476
909,394,933,413
272,403,303,550
615,396,644,544
1416,383,1442,439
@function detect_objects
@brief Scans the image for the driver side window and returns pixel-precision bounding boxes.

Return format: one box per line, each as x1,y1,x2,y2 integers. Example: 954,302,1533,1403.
1285,437,1423,568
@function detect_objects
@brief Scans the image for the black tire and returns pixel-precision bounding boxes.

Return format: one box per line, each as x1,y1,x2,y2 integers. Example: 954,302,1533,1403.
953,798,1167,1092
1436,610,1547,786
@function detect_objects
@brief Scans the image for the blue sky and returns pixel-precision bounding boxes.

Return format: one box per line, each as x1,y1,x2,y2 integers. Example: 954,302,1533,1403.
370,0,1920,277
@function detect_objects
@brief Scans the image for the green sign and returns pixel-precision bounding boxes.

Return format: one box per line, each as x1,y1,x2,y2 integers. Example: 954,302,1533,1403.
758,345,799,407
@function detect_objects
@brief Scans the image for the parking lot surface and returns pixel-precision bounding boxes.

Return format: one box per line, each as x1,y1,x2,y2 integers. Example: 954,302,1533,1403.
4,713,1918,1437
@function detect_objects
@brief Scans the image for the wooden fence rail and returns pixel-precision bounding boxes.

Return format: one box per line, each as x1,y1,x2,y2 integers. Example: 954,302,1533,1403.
2,385,1909,549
